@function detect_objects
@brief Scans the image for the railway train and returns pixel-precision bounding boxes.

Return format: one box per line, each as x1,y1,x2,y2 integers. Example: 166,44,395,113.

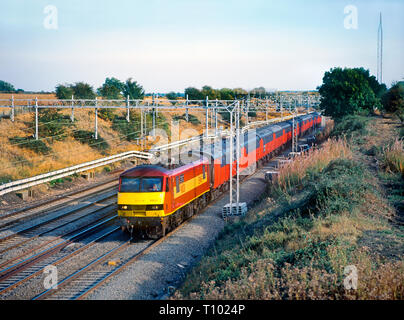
117,112,322,238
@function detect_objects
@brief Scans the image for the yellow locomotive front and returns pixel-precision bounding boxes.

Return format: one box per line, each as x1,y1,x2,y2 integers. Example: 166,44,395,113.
117,165,170,235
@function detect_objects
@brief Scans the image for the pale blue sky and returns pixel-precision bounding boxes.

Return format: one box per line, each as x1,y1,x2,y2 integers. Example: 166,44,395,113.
0,0,403,92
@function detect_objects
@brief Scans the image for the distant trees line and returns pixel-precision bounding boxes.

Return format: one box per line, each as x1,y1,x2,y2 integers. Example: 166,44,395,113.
0,78,271,102
2,72,402,118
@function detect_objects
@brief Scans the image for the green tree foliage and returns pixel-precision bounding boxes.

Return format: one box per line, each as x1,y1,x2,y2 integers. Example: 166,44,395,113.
71,82,96,99
72,130,109,152
250,87,267,98
184,86,250,101
317,67,381,119
112,112,141,141
0,80,16,92
55,84,74,99
98,108,117,121
9,137,50,154
166,92,179,105
219,88,235,100
123,78,144,100
233,88,248,99
382,81,404,113
38,109,69,141
97,77,125,99
184,87,204,100
201,86,220,100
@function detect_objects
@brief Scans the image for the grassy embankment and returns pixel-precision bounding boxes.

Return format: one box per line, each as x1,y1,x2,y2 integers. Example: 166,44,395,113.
175,114,404,300
0,94,290,184
0,95,206,183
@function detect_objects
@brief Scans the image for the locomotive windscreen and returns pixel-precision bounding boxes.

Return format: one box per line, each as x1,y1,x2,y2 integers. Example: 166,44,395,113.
120,177,163,192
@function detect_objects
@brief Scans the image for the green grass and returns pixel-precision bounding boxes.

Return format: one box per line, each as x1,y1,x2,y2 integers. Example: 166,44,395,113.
38,109,71,141
331,115,369,139
112,116,140,141
9,136,51,154
72,130,109,152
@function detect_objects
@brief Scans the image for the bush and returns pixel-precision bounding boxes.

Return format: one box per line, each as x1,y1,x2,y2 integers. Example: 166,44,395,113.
72,130,109,152
173,114,201,125
331,115,369,138
382,81,404,113
98,108,116,121
9,136,51,154
38,109,70,141
302,159,368,216
112,116,140,141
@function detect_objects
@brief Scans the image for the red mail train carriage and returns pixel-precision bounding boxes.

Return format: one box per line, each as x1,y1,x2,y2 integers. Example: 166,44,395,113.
118,112,321,238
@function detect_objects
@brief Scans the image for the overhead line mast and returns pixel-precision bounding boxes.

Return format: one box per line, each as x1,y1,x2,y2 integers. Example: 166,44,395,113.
377,12,383,83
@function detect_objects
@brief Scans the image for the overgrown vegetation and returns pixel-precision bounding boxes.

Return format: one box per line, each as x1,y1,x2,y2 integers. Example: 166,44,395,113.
38,109,70,141
175,118,404,300
173,113,201,125
72,130,109,152
331,115,369,139
9,136,51,154
112,114,140,141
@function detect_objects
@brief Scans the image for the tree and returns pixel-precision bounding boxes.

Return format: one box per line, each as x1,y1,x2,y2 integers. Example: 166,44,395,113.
219,88,235,100
382,81,404,113
98,77,125,99
184,87,204,100
0,80,15,92
201,86,220,100
71,82,96,99
166,92,178,100
250,87,267,98
55,84,74,99
165,92,179,105
233,88,248,99
123,78,144,100
317,67,380,119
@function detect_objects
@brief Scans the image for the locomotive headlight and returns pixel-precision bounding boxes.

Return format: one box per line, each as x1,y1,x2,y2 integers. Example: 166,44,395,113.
150,205,159,210
122,205,128,210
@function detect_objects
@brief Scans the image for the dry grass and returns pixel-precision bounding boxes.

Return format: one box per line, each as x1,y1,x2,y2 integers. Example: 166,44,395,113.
381,138,404,177
275,138,352,192
182,253,404,300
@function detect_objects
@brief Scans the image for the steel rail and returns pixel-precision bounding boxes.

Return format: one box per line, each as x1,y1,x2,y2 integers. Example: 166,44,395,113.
0,207,117,272
33,205,201,300
0,179,118,225
0,193,117,253
0,216,120,296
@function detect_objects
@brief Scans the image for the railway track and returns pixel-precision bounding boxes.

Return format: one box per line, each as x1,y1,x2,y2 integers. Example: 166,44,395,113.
33,207,201,300
0,180,119,229
0,215,121,296
0,192,117,255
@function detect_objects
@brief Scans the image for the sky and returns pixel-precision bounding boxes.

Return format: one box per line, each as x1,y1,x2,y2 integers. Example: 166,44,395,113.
0,0,403,93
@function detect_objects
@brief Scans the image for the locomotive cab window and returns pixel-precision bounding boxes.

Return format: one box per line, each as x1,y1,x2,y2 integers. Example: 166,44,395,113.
202,165,206,179
120,178,140,192
142,177,163,192
120,177,163,192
